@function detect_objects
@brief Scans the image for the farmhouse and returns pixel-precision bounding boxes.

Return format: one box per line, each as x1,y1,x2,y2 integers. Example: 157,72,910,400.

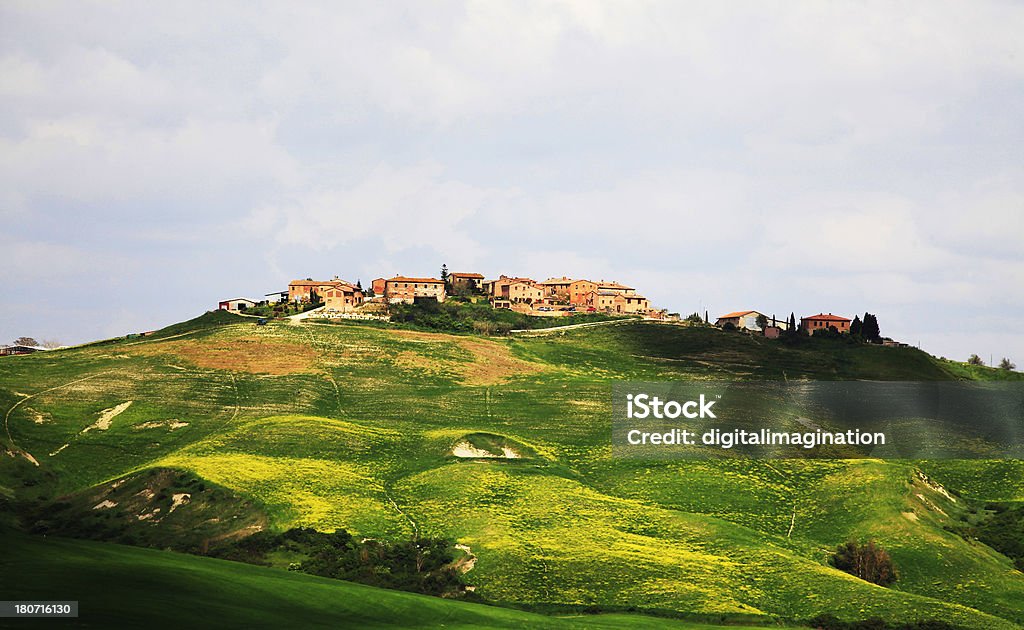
288,278,360,303
322,283,364,312
0,344,47,356
801,313,851,334
218,298,258,312
583,290,650,314
373,276,446,303
569,280,599,305
539,277,573,301
507,281,544,305
716,310,767,331
449,272,484,293
485,275,537,301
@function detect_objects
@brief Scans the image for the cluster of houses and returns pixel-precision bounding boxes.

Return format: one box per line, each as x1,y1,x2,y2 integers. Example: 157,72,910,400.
714,310,851,338
215,274,897,344
218,271,668,318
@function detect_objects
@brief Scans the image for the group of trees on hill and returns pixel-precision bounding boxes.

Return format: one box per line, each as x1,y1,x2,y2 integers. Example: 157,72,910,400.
2,337,62,349
212,527,469,598
849,313,881,343
832,539,898,587
967,354,1017,370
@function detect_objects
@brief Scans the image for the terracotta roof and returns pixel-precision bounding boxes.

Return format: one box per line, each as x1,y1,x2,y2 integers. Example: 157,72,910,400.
717,310,758,319
802,313,851,322
540,277,574,285
388,276,445,284
491,276,534,284
598,281,634,290
450,272,484,279
290,279,356,288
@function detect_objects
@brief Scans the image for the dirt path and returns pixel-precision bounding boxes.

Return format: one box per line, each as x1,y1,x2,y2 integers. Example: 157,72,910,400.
384,489,419,539
287,306,325,324
763,462,798,538
509,317,640,336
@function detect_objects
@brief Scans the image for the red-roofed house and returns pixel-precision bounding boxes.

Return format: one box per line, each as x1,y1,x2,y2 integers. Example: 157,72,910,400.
801,313,851,334
568,280,598,305
289,278,359,303
715,310,767,331
323,284,364,312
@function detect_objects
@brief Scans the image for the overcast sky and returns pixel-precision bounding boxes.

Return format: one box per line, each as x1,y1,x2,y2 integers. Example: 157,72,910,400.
1,1,1022,365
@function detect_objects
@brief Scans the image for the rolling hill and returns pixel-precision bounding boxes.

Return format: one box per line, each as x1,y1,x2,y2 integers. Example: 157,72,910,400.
2,312,1023,628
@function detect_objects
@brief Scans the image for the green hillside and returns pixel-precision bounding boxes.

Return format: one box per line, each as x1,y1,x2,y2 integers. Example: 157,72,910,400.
2,527,756,629
2,313,1023,628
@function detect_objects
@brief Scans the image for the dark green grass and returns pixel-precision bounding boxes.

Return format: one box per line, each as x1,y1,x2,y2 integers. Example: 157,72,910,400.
0,528,782,629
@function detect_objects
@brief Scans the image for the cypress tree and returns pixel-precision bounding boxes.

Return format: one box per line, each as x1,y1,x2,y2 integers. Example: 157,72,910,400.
850,315,863,339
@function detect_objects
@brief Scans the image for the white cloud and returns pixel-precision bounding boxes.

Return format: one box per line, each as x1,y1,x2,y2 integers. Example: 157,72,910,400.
252,162,492,259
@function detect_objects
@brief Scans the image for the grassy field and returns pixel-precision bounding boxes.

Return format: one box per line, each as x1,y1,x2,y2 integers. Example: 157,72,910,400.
2,312,1023,628
3,527,774,629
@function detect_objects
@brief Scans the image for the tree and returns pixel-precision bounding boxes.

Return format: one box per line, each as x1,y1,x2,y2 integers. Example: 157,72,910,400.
788,312,797,333
41,339,62,349
440,264,450,292
755,314,768,330
850,315,863,339
832,540,897,586
968,354,984,366
14,337,39,347
999,357,1016,371
861,312,881,343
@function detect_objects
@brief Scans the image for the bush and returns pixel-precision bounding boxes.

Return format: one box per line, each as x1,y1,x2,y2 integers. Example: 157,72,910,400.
387,300,620,334
832,540,897,586
211,527,468,598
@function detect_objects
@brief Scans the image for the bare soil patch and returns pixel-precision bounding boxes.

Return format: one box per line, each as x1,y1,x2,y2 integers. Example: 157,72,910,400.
129,336,318,375
388,329,543,385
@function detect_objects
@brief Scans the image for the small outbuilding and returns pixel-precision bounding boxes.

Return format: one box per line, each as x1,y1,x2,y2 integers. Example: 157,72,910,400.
218,298,258,312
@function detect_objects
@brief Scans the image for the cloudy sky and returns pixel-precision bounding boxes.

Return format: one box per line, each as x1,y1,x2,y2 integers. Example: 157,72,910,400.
1,1,1022,364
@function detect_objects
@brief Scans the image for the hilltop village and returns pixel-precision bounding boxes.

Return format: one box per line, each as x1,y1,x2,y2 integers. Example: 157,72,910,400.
209,269,905,346
219,271,667,319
